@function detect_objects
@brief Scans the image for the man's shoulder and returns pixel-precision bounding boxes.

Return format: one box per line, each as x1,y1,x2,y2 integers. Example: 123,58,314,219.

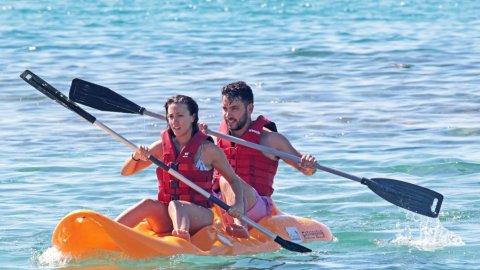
260,130,286,146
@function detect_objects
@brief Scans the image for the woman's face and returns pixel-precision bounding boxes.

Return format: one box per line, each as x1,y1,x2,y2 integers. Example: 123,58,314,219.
167,103,195,137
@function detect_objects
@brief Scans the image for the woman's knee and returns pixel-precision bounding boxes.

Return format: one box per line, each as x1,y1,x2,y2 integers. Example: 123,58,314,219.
137,198,166,214
139,198,156,208
167,200,183,213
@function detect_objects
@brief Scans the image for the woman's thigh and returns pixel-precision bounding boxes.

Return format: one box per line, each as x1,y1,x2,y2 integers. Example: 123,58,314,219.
169,200,214,233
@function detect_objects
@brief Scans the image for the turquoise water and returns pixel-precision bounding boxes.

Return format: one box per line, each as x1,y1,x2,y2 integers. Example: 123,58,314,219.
1,0,479,269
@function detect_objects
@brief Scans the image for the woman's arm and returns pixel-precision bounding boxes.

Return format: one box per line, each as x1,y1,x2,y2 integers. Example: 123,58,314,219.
205,143,245,218
120,140,163,176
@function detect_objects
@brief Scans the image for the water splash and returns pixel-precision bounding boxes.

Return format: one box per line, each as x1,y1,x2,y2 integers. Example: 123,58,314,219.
390,212,464,251
34,247,70,268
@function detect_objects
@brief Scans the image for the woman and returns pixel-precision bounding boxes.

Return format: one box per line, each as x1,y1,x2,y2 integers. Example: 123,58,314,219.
115,95,246,240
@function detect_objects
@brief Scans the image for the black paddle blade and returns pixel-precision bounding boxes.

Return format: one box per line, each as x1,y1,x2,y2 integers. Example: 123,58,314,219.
362,178,443,218
274,236,312,253
69,78,145,115
20,70,97,124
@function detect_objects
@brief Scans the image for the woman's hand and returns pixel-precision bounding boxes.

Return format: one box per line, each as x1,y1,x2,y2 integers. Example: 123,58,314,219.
132,145,150,161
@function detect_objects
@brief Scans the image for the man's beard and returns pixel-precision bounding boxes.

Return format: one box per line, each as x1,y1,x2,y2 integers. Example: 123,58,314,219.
228,111,248,131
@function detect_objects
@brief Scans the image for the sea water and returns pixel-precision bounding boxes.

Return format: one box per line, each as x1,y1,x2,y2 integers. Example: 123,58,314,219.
0,1,478,269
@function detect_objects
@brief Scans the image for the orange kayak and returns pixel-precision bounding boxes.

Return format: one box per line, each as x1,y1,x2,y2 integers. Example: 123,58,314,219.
52,203,333,259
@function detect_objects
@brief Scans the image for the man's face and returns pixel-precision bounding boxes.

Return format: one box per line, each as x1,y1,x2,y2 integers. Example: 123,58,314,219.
221,97,251,131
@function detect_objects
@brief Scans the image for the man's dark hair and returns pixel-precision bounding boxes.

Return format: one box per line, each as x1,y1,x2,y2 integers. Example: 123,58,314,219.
221,81,254,105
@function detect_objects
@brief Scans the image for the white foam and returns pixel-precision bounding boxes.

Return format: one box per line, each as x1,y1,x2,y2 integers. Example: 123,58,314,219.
390,212,464,251
35,247,70,268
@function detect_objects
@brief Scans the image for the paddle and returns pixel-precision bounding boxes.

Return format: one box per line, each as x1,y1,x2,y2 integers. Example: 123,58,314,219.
68,78,444,218
20,70,312,253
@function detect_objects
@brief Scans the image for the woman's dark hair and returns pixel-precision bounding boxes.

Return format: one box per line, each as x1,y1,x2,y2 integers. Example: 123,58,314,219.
164,95,199,134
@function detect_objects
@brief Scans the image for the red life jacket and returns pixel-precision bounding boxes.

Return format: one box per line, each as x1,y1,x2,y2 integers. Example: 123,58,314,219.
156,129,214,208
216,115,279,196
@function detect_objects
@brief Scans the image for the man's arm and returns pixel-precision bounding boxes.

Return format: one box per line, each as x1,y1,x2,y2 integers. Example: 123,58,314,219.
260,131,317,176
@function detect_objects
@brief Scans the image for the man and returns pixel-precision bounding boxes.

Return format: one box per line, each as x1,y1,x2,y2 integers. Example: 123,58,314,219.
206,81,317,238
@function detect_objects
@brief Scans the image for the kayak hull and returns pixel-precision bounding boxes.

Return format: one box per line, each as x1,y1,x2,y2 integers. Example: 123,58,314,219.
52,205,333,259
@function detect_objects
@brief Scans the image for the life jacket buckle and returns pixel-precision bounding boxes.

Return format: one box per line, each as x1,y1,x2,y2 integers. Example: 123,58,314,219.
170,179,179,189
170,162,179,170
170,194,180,200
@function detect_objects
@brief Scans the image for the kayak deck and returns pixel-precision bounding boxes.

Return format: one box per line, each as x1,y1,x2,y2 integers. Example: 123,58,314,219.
52,204,333,259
